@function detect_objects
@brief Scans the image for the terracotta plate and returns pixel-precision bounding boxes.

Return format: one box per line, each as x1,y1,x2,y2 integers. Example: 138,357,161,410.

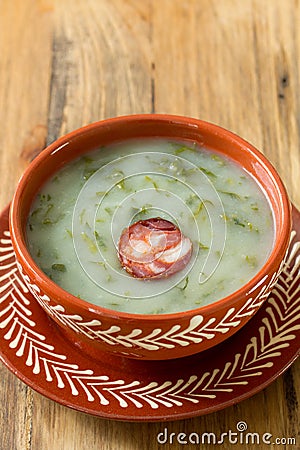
0,204,299,422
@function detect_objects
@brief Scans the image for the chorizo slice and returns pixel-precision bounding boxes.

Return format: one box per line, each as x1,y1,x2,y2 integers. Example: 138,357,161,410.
118,217,192,279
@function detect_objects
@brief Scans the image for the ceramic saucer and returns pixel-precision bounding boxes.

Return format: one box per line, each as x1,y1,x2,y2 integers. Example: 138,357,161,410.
0,204,299,422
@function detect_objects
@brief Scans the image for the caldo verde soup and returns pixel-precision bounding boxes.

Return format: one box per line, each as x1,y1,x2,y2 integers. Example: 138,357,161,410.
26,139,274,314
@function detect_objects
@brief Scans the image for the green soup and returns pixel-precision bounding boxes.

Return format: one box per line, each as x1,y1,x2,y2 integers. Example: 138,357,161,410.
26,139,274,314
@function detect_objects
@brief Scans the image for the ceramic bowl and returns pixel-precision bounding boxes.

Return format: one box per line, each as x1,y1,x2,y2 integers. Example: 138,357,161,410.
9,115,292,360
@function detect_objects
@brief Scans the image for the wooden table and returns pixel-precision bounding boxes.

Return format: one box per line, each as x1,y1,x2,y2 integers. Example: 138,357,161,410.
0,1,299,449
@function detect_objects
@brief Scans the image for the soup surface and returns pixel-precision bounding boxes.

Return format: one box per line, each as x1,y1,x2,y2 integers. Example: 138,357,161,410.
26,139,274,314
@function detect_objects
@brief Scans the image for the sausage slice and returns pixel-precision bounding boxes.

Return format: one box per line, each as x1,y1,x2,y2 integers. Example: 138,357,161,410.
118,217,192,279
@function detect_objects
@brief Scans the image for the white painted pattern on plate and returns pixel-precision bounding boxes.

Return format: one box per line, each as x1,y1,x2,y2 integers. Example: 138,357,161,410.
0,230,299,409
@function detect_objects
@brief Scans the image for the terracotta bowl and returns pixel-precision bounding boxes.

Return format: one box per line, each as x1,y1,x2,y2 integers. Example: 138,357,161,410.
9,115,292,360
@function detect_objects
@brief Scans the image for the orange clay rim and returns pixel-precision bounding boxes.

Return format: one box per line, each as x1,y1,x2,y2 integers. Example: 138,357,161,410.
9,114,292,321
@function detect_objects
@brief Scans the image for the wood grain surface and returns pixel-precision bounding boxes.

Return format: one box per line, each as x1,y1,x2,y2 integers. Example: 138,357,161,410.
0,1,299,449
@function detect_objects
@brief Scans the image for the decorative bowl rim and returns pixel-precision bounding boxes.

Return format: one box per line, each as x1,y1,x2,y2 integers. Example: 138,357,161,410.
9,114,292,321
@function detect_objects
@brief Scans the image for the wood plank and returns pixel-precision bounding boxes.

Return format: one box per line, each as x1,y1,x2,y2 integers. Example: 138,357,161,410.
47,0,152,144
0,0,53,209
153,0,300,208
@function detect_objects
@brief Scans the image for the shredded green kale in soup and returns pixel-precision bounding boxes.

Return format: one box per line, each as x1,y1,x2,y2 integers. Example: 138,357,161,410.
26,138,274,314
